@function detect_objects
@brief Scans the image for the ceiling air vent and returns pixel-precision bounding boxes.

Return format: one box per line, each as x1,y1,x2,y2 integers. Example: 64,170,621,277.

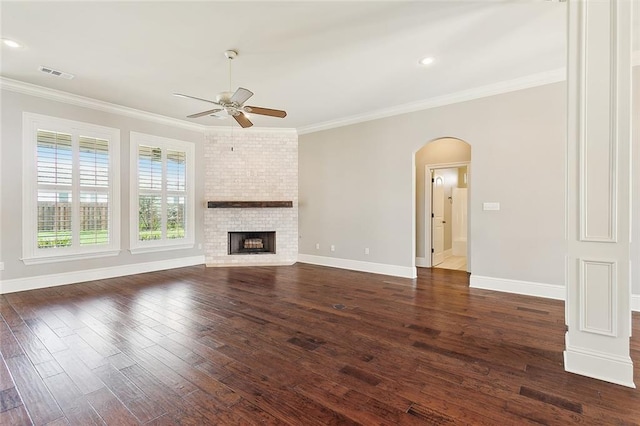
39,66,74,80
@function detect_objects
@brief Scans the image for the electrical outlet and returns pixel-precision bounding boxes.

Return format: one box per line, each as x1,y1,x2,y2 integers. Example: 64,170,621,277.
330,245,335,252
198,243,202,250
483,202,500,211
0,262,4,271
364,248,370,255
315,243,320,250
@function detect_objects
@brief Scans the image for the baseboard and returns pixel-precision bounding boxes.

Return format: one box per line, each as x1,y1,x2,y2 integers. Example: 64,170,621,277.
470,275,640,311
443,249,452,258
470,274,565,300
415,257,429,268
206,262,295,268
298,254,417,279
0,255,205,294
564,344,636,388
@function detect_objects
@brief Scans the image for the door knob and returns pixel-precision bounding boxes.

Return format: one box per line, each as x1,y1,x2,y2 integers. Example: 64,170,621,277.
442,220,446,223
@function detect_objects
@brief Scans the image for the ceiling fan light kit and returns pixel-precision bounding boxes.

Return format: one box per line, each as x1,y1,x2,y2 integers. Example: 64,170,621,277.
174,50,287,128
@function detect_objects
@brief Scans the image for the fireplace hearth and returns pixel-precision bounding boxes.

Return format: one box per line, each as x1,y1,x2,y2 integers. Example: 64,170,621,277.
228,231,276,255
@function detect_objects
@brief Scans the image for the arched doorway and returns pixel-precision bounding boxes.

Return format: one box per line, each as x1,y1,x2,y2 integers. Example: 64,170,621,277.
415,137,471,271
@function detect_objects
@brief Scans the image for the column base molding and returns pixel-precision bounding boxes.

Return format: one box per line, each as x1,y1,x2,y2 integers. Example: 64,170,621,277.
564,339,636,388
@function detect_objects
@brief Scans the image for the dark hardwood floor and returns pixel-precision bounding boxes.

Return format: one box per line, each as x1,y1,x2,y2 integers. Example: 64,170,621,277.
1,264,639,425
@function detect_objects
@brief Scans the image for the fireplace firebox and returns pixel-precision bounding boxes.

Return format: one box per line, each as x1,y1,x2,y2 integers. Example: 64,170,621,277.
228,231,276,255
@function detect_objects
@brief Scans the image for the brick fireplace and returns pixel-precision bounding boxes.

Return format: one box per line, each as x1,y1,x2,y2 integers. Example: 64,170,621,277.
203,128,298,266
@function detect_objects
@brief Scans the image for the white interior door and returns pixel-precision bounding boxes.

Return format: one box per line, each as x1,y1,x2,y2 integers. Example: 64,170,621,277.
432,172,445,266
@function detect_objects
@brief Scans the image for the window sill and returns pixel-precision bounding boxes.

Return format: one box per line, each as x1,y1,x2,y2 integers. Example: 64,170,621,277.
129,242,194,254
22,249,120,265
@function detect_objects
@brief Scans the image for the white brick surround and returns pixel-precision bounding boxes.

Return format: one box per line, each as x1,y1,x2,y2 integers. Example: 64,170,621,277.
203,127,298,266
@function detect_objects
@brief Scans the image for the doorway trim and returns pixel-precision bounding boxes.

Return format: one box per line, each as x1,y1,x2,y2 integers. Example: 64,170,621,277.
418,161,470,269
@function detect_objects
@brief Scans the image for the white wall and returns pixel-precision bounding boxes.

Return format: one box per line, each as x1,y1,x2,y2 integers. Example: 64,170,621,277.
299,82,567,286
300,67,640,300
632,66,640,296
0,89,206,292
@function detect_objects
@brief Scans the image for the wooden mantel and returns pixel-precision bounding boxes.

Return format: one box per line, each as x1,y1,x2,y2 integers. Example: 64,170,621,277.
207,201,293,208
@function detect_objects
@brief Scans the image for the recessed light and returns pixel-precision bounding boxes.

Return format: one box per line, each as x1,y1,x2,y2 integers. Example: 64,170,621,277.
2,38,22,49
419,57,435,66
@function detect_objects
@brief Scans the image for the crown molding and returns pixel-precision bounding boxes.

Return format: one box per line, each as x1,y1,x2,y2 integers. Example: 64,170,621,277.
297,68,567,135
3,50,637,138
1,77,298,135
206,126,298,135
0,77,209,133
298,50,640,135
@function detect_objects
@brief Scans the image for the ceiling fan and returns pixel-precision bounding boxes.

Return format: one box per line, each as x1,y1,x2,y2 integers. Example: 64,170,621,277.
174,50,287,128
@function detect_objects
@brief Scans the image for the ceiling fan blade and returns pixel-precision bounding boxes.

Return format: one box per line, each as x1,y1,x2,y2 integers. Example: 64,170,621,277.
230,87,253,105
173,93,220,105
244,106,287,118
233,113,253,128
187,108,223,119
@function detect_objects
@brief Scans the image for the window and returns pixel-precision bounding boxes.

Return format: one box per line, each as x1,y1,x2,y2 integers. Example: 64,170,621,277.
130,132,194,253
22,113,120,264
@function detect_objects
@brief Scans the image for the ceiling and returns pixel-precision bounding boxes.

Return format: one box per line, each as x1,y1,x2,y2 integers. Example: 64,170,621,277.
0,1,635,131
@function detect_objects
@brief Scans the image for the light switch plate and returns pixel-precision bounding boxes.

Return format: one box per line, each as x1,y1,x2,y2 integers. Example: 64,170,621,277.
483,202,500,211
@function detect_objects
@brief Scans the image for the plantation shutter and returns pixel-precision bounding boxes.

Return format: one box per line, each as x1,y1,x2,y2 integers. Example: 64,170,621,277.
136,145,187,242
138,145,162,240
24,113,120,262
166,150,186,239
36,130,73,248
79,136,110,245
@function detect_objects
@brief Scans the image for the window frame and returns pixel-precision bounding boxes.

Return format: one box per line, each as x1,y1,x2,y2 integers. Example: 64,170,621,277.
22,113,121,264
129,131,195,254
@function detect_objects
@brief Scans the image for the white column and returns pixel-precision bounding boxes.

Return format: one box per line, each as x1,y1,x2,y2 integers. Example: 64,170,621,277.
565,0,635,388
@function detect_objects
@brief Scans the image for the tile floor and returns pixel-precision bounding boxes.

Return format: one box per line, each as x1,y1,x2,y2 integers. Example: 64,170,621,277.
434,254,467,271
